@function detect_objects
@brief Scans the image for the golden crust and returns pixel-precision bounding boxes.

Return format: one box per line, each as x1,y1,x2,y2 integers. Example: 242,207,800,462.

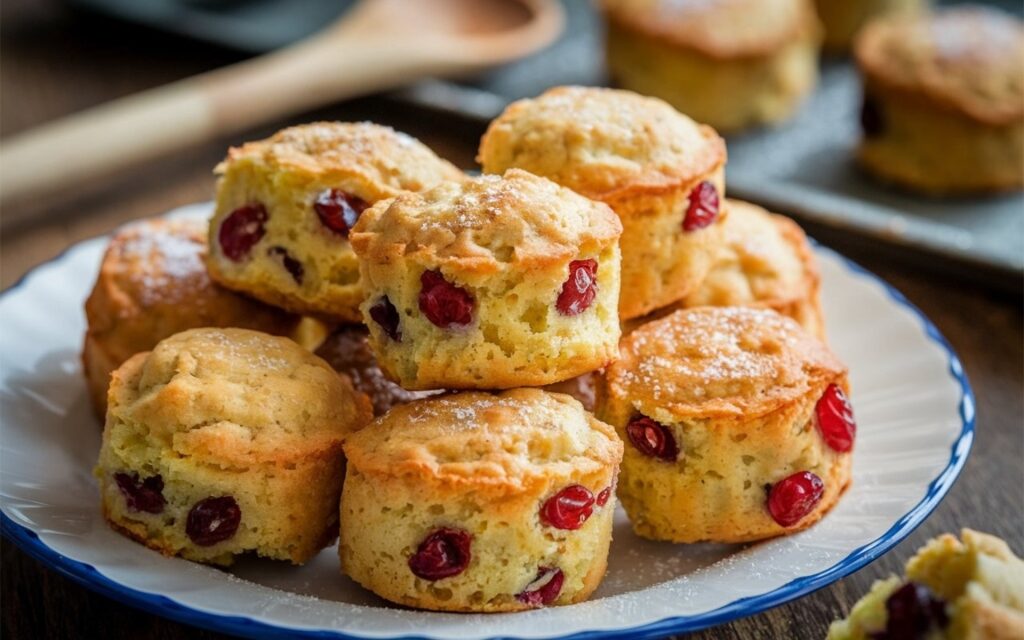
350,169,622,273
478,86,726,203
607,307,845,421
855,7,1024,125
344,389,623,496
110,328,371,467
677,200,824,338
350,169,622,390
82,218,299,417
598,306,850,543
217,121,465,201
601,0,821,59
340,389,622,612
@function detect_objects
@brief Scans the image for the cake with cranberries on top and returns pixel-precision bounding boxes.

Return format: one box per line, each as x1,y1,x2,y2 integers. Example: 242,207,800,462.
349,169,623,390
339,389,623,612
601,0,822,132
814,0,925,53
82,218,302,418
854,7,1024,195
314,324,442,416
206,122,465,321
597,306,853,543
829,529,1024,640
675,199,824,339
95,328,371,565
478,86,727,320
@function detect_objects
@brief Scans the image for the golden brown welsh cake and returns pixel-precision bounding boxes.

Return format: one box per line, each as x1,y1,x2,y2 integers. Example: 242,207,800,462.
206,122,464,321
478,86,727,320
340,389,623,612
95,328,371,566
602,0,822,132
598,307,853,543
82,218,300,417
350,169,623,390
854,7,1024,195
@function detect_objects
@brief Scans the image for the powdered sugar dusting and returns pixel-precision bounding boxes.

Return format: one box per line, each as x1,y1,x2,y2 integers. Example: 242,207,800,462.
616,307,806,405
116,221,208,306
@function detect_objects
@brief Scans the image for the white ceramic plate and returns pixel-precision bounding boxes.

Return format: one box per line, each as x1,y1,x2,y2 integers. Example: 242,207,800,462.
0,203,973,639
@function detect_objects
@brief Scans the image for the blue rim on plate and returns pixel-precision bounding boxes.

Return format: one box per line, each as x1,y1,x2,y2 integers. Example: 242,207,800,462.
0,243,975,640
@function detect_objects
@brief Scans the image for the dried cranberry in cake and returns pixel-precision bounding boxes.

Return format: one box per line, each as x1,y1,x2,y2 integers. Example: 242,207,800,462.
540,485,595,530
626,416,679,462
682,181,719,232
369,297,401,341
314,188,368,237
114,472,165,514
418,270,474,328
516,567,564,607
876,581,949,639
267,246,304,284
556,259,598,316
767,471,824,527
186,496,242,546
816,384,856,452
218,203,267,261
860,95,885,139
408,527,472,580
596,485,612,507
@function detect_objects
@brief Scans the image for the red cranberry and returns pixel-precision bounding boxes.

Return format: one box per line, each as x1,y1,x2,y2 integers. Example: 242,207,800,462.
682,181,719,232
218,204,267,261
408,528,472,580
418,270,474,328
767,471,824,527
186,496,241,546
556,259,598,316
267,246,304,284
596,485,612,507
314,188,368,237
875,581,949,639
861,95,885,139
516,567,564,607
540,485,595,530
114,472,165,514
816,384,856,453
369,296,401,341
626,416,678,462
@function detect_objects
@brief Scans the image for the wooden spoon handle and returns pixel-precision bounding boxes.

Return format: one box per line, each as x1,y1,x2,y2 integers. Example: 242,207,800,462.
0,30,433,208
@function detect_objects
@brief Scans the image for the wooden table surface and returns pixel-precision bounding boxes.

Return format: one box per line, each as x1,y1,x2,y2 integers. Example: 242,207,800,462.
2,3,1022,639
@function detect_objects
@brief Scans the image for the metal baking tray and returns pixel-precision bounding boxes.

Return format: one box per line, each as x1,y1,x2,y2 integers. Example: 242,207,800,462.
68,0,1024,291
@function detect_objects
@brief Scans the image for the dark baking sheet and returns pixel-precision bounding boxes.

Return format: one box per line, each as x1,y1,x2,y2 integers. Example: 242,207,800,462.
68,0,1024,291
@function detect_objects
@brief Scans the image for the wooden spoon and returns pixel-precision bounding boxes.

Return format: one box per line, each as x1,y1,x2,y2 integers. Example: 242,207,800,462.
0,0,563,208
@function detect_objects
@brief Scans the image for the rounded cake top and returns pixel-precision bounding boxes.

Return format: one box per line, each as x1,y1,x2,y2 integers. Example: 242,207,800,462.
477,87,726,201
606,307,844,420
855,7,1024,124
601,0,821,58
684,199,817,308
343,389,623,491
110,328,371,466
349,169,622,272
217,121,465,199
85,218,296,362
